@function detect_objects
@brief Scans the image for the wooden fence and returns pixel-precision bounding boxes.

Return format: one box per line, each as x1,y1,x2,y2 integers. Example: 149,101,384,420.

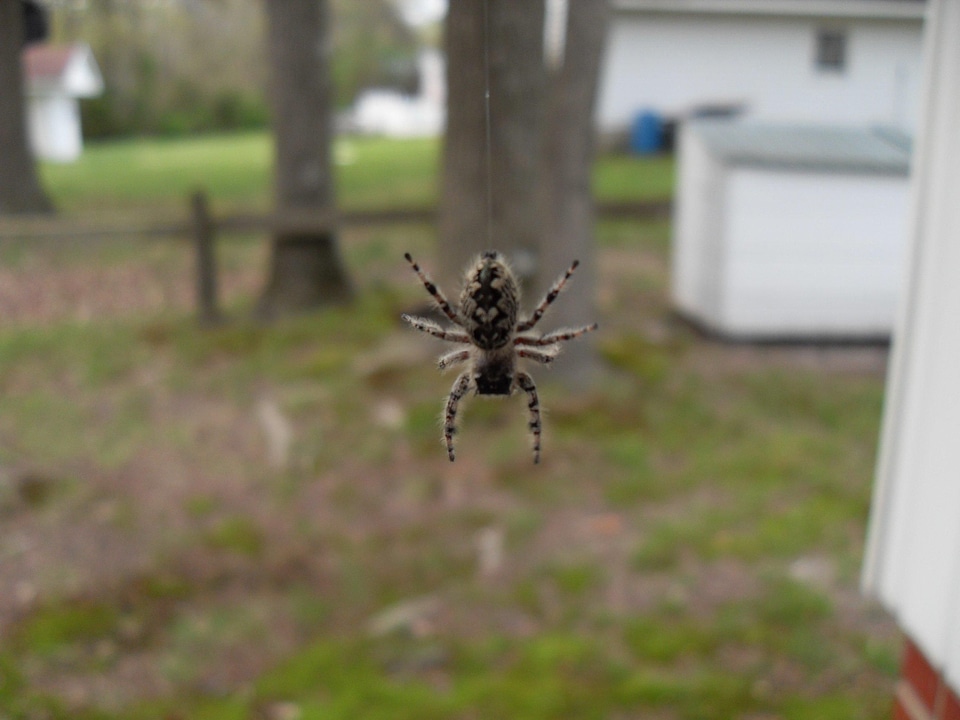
0,193,671,324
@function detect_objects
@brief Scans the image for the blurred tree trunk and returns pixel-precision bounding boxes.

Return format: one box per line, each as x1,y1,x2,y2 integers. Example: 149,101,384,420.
438,0,546,289
537,0,610,383
0,1,53,215
438,0,608,384
259,0,351,318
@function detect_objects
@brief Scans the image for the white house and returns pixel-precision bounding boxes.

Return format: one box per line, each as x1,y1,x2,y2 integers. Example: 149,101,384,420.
597,0,927,135
22,43,104,163
671,119,912,339
863,0,960,716
351,48,445,138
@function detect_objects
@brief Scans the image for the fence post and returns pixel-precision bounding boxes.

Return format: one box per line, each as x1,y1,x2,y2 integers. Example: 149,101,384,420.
191,190,220,326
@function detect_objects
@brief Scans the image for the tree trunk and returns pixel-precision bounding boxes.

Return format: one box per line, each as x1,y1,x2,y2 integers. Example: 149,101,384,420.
537,0,609,384
438,0,546,289
259,0,351,318
0,1,53,215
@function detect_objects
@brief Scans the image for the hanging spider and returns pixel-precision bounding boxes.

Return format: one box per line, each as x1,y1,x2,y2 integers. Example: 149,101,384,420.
401,250,598,464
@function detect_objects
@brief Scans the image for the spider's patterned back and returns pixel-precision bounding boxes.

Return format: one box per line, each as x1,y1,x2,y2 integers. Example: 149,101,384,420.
458,251,520,351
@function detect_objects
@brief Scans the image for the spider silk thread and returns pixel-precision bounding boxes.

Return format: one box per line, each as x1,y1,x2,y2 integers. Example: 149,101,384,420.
482,0,494,249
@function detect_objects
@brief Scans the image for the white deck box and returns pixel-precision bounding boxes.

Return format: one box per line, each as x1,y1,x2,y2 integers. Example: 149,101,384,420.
671,120,912,340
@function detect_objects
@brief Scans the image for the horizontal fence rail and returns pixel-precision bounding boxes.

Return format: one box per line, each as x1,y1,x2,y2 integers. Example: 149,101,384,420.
0,194,672,324
0,216,192,241
0,198,671,242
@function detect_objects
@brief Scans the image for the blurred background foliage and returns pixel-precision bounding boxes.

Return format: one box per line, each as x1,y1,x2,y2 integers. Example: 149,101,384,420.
50,0,423,138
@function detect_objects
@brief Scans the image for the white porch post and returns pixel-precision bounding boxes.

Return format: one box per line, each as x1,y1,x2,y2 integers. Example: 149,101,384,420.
863,0,960,690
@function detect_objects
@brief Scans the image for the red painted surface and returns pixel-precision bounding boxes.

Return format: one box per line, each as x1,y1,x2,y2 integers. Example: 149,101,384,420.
903,639,941,713
942,689,960,720
896,637,960,720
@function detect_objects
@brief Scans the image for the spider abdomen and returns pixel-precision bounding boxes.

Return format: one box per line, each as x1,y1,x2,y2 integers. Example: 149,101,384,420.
459,251,519,350
473,347,516,396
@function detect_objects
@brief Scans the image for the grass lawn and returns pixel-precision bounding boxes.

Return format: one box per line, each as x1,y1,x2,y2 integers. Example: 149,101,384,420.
38,131,675,214
0,133,898,719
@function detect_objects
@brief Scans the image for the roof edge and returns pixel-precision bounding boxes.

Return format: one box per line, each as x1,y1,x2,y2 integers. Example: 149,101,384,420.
611,0,926,20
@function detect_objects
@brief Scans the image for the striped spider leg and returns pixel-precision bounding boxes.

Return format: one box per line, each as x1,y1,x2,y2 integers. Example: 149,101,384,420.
516,258,582,333
402,250,596,464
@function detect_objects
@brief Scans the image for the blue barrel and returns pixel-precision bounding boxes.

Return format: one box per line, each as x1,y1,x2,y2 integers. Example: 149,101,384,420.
630,111,663,154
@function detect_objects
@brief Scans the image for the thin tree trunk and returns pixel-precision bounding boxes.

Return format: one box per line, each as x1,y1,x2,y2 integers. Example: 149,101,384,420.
437,1,487,286
538,0,609,384
259,0,351,317
0,1,53,215
438,0,546,289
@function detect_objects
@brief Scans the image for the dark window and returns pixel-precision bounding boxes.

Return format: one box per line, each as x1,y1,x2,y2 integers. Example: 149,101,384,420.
815,29,847,72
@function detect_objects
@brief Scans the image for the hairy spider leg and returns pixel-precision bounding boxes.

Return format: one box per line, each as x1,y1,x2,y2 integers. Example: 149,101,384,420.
401,314,470,343
437,348,471,370
516,259,581,332
404,253,461,325
516,323,599,346
515,372,542,464
444,373,472,461
517,346,559,364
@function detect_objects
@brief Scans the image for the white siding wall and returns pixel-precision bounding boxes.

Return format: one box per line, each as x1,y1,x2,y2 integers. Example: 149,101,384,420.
598,13,924,132
863,0,960,692
721,168,909,335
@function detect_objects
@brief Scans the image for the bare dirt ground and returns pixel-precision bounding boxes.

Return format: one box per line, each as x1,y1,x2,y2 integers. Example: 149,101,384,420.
0,236,898,715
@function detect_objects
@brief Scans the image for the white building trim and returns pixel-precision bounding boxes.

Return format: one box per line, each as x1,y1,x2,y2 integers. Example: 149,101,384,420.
863,0,960,693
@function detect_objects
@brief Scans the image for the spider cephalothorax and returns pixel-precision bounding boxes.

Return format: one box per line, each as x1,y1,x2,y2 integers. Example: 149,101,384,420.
401,250,597,464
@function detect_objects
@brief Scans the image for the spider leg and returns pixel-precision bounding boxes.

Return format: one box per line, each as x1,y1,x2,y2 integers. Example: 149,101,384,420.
517,346,559,365
515,323,598,346
401,314,471,343
516,259,580,333
404,252,462,325
438,348,471,370
515,371,542,464
443,372,472,462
